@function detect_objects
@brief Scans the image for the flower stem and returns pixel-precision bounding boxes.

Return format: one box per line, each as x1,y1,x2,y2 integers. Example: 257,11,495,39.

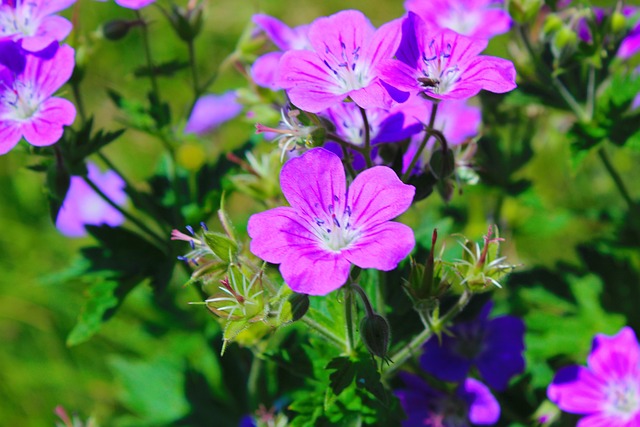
70,79,87,125
187,38,201,110
301,317,344,349
82,175,167,248
382,289,473,378
339,142,358,179
345,287,356,354
597,146,636,210
351,283,374,317
136,10,161,101
401,102,439,182
359,107,373,169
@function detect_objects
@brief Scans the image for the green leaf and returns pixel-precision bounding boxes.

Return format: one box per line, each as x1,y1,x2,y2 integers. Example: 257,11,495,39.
133,60,189,78
327,357,356,397
67,280,119,346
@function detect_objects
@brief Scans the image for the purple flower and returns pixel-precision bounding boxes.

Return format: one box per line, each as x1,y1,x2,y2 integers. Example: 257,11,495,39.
238,415,256,427
379,12,516,102
0,0,75,52
56,162,128,237
0,44,75,155
420,302,525,391
247,147,415,295
405,0,512,39
396,372,500,426
184,91,242,135
113,0,155,9
251,14,310,89
618,7,640,59
277,10,403,113
547,327,640,427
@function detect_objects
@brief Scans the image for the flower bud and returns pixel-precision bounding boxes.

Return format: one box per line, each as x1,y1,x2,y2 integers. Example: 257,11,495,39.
279,292,310,323
177,142,206,171
542,14,564,37
509,0,543,24
203,231,239,263
168,3,204,42
360,313,391,361
610,11,626,34
429,148,455,180
554,26,578,49
102,19,140,41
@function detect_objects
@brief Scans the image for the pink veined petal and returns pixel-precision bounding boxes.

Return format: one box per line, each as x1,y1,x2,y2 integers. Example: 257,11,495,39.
0,120,22,155
577,412,629,427
184,91,242,135
40,0,76,15
462,378,501,425
279,249,352,295
343,222,414,270
421,28,488,70
35,15,73,44
470,9,512,39
307,10,375,63
253,14,297,51
463,56,517,93
251,52,283,89
280,148,347,219
24,44,74,97
377,60,419,99
588,327,640,381
362,17,403,72
349,81,395,110
21,97,76,146
547,366,607,414
347,165,414,228
247,207,319,265
114,0,155,9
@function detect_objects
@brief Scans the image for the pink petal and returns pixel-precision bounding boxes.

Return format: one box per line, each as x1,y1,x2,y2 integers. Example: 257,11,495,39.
0,120,22,155
347,165,414,228
41,0,76,15
349,81,396,110
24,45,75,97
114,0,155,9
307,10,375,62
588,327,640,381
280,148,347,219
253,14,297,51
547,366,607,414
470,10,512,39
343,222,414,270
378,60,419,100
577,413,628,427
279,249,351,295
21,98,76,146
362,17,402,71
251,52,283,89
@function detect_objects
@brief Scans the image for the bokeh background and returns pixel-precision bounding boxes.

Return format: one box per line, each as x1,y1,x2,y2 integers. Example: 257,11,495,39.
1,0,638,425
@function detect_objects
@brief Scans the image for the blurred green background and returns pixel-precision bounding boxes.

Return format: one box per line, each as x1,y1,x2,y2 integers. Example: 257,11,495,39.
1,0,639,425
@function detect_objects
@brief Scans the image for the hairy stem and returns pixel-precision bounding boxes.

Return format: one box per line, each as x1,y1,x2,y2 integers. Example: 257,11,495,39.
402,102,439,182
597,146,636,210
359,107,373,168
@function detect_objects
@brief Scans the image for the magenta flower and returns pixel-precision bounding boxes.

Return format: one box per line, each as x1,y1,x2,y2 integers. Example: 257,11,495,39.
547,327,640,427
277,10,403,113
405,0,512,39
112,0,154,9
251,14,310,89
247,147,415,295
0,0,75,52
0,44,75,155
56,163,128,237
396,373,501,426
184,91,242,135
379,13,516,102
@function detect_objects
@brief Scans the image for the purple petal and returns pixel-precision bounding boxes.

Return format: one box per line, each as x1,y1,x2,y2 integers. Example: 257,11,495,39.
0,121,22,155
0,40,25,73
279,248,352,295
476,315,526,390
22,16,73,51
347,165,414,228
470,9,512,39
395,12,425,69
114,0,155,9
378,59,420,98
40,0,76,15
362,17,402,70
251,52,283,89
349,81,396,110
184,91,242,135
280,148,347,219
459,378,501,425
343,222,414,270
253,14,297,51
588,327,640,381
24,44,75,97
420,334,473,383
21,98,76,146
547,365,607,414
307,10,375,62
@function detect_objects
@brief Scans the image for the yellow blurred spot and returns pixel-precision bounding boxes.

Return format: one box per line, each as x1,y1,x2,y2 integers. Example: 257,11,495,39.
177,143,206,171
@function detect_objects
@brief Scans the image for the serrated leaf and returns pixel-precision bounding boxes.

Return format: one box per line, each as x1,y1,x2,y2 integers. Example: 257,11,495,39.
327,357,356,397
133,60,189,78
67,280,119,346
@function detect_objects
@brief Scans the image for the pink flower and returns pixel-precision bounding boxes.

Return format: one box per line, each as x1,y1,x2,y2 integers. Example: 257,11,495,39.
184,91,242,135
56,163,127,237
0,44,75,155
548,327,640,427
277,10,403,113
379,12,516,101
247,148,415,295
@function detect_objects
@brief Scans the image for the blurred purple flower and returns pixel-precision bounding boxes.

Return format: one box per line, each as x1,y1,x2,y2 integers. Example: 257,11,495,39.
618,7,640,59
112,0,154,9
277,10,403,113
0,0,75,52
379,13,516,102
548,326,640,427
56,162,128,237
396,372,500,426
251,14,310,89
184,91,242,135
420,302,525,391
238,415,256,427
0,44,75,155
247,147,415,295
405,0,512,39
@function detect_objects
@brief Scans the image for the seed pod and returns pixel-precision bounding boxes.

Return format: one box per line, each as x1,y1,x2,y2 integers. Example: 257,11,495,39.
360,314,391,361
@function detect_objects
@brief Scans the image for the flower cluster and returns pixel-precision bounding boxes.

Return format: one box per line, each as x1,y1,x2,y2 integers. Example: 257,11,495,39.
0,0,77,155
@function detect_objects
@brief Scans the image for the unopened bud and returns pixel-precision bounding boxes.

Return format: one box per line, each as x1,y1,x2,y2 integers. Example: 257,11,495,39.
360,314,391,361
280,292,310,323
102,19,140,41
554,26,578,49
203,231,239,263
429,148,455,180
542,14,564,36
509,0,543,24
169,3,204,42
611,11,626,34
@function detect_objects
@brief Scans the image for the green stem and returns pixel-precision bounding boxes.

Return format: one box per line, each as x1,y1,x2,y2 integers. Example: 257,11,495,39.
401,102,439,182
70,80,87,125
339,142,358,179
97,152,134,191
82,175,167,248
382,289,473,378
187,39,201,110
597,146,636,210
301,317,344,349
359,107,373,168
345,288,356,354
351,283,374,317
136,11,161,100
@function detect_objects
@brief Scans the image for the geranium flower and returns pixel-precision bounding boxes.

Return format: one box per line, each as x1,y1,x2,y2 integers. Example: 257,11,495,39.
277,10,403,113
251,14,310,89
184,91,242,135
548,326,640,427
420,302,525,391
405,0,512,39
396,372,501,426
0,44,75,155
0,0,75,52
247,147,415,295
379,12,516,102
56,162,127,237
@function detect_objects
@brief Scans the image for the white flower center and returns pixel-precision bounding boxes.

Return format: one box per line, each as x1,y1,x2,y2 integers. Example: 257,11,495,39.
438,8,481,36
419,41,461,96
605,377,640,421
322,42,371,93
310,201,360,252
1,79,41,121
0,0,40,38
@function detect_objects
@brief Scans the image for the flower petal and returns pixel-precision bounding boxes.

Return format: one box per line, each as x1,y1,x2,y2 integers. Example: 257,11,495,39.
459,378,501,425
588,327,640,381
307,10,375,62
251,52,283,89
343,222,414,270
21,97,75,146
279,249,351,295
253,14,298,51
547,365,607,414
0,120,22,155
184,91,242,135
347,165,414,228
24,44,74,97
476,315,526,390
420,334,473,383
